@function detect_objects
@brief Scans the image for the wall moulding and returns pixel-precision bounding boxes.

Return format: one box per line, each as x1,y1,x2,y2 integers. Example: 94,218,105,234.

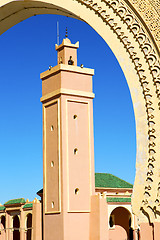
0,0,160,223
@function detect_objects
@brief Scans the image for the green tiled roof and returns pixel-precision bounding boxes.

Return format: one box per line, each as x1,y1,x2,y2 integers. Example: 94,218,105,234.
0,206,5,211
95,173,133,189
4,198,25,205
23,203,33,209
107,197,131,203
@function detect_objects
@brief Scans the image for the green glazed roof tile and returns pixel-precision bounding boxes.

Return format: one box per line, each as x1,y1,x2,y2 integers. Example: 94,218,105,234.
4,198,25,205
23,203,33,209
95,173,133,188
0,206,5,211
107,197,131,203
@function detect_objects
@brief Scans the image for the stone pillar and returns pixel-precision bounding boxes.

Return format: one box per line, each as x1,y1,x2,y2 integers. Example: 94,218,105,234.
5,213,8,240
9,230,13,240
90,193,108,240
6,213,12,240
24,229,27,240
32,198,42,240
20,208,25,240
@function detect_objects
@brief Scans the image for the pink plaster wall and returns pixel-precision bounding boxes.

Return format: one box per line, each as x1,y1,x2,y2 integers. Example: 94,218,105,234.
140,222,153,240
90,195,108,240
109,225,128,240
153,222,160,240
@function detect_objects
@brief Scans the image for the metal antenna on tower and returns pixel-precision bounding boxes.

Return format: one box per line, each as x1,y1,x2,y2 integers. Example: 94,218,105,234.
57,21,59,45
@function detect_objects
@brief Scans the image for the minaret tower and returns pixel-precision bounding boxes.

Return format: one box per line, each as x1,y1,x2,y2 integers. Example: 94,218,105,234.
40,37,95,240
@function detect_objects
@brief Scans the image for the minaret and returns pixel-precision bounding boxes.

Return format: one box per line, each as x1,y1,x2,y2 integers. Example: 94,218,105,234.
40,37,95,240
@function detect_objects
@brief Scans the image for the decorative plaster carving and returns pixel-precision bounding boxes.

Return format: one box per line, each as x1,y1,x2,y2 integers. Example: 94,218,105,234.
129,0,160,48
76,0,160,222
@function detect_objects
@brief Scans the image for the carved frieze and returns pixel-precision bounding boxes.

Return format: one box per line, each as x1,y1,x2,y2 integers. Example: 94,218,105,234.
129,0,160,49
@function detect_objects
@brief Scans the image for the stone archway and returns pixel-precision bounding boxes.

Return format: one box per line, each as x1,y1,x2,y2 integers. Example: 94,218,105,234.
109,207,132,240
0,0,160,233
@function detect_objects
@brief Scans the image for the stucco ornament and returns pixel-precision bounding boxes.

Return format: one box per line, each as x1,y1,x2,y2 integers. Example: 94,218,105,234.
129,0,160,48
75,0,160,223
0,0,160,224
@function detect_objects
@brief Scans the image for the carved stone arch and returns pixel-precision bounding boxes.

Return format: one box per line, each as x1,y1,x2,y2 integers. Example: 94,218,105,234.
12,214,20,224
0,0,160,224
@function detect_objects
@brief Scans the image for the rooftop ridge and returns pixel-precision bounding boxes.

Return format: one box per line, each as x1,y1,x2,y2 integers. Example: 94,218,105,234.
4,198,26,205
0,205,5,211
95,173,133,188
96,172,133,185
23,203,33,209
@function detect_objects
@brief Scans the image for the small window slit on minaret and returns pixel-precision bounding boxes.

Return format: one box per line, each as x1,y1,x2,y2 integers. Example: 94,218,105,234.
75,188,79,195
51,201,55,208
59,57,63,64
74,148,78,155
68,56,74,65
51,125,54,131
73,115,77,119
51,161,54,167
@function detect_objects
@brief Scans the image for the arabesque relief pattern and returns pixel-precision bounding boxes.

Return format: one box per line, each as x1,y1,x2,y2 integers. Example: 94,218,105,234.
76,0,160,222
129,0,160,48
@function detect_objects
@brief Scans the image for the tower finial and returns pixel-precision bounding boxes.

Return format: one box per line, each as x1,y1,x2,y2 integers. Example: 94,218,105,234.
65,27,68,38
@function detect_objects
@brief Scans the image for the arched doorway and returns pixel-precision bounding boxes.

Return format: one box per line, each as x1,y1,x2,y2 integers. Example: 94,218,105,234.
13,215,20,240
26,213,32,240
109,207,133,240
0,0,160,233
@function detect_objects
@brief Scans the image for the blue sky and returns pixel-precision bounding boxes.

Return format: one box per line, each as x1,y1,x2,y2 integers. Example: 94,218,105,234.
0,14,136,204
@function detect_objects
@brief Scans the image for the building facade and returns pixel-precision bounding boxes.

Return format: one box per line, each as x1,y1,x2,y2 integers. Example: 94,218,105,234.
0,198,42,240
0,38,138,240
0,173,138,240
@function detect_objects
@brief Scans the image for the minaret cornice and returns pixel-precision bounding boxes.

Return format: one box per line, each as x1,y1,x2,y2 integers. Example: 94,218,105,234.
40,64,94,80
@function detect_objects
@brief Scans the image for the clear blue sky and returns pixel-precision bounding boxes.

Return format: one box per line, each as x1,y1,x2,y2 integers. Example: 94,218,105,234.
0,14,136,204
